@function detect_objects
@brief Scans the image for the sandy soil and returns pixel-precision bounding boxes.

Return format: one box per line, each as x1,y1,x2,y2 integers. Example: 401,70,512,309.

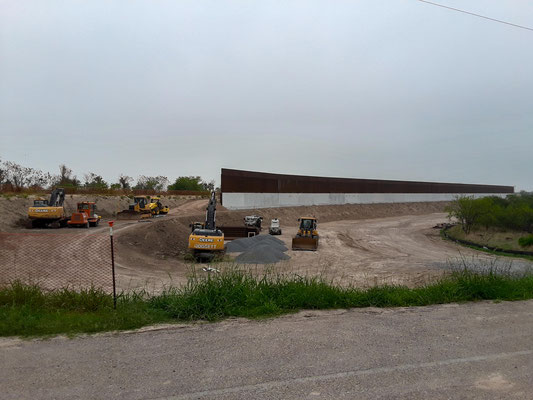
0,194,198,232
271,213,478,287
3,199,530,292
111,200,521,292
0,197,201,291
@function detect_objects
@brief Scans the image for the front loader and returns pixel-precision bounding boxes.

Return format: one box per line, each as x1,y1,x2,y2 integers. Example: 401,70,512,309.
291,217,319,251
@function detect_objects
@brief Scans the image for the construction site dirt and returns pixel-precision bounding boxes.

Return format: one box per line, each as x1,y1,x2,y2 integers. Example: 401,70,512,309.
2,198,532,293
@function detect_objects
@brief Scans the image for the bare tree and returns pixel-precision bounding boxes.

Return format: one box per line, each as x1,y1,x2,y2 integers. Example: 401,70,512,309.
84,172,108,189
134,175,169,191
3,161,31,189
202,179,216,192
59,164,72,182
26,169,52,189
54,164,80,187
118,174,133,189
0,159,6,186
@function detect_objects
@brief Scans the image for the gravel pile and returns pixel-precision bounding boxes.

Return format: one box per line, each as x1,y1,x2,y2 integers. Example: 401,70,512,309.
226,235,290,264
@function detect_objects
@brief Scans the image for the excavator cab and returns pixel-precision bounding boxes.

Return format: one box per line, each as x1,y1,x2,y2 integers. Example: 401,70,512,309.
292,217,319,251
33,198,48,207
130,196,148,210
189,222,205,233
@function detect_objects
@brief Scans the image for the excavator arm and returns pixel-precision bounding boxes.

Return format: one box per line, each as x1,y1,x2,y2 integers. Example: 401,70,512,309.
204,191,217,230
188,192,224,261
48,188,65,207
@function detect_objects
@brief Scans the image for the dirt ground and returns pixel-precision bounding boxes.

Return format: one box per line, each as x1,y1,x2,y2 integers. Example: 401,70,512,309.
0,194,198,232
111,200,531,292
3,198,531,292
0,196,199,291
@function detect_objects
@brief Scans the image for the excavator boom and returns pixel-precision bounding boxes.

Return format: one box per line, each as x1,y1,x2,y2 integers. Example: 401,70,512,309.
188,192,225,261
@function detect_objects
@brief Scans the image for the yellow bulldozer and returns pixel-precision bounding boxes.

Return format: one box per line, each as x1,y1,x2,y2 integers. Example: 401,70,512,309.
291,217,319,251
117,195,159,220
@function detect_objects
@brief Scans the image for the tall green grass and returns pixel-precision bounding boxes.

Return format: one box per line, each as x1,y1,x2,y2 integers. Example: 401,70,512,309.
1,267,533,337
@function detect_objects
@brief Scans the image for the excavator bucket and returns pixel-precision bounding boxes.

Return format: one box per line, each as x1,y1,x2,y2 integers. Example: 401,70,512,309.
291,236,319,251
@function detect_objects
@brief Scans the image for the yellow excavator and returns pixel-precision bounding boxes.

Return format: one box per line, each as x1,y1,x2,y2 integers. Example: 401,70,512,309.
292,217,319,251
27,188,68,228
117,195,158,220
188,192,225,261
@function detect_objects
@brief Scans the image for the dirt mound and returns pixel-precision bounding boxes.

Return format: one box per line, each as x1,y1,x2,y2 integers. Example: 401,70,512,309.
228,235,290,264
116,217,192,259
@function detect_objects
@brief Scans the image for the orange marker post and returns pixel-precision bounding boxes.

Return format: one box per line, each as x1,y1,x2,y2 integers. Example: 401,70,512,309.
108,221,116,309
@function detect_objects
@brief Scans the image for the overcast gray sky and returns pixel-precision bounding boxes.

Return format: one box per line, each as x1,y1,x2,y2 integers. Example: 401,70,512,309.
1,0,532,190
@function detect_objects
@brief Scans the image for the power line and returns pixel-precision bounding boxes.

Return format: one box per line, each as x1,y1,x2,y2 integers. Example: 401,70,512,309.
416,0,533,32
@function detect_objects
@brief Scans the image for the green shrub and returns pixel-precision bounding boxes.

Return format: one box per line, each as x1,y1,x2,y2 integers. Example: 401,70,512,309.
448,193,533,233
518,235,533,248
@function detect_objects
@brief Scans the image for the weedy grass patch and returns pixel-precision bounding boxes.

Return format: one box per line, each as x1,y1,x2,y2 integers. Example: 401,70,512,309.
1,265,532,337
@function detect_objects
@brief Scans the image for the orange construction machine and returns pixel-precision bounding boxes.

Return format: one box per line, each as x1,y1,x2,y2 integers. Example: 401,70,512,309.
68,202,101,228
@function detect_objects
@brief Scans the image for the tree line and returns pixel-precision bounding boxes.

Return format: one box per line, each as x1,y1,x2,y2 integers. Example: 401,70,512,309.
446,192,533,234
0,159,216,193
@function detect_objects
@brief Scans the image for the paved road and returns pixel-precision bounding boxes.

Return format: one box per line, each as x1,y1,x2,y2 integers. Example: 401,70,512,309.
2,300,532,399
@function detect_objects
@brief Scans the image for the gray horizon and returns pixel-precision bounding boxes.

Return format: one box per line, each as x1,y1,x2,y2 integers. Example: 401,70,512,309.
1,0,532,190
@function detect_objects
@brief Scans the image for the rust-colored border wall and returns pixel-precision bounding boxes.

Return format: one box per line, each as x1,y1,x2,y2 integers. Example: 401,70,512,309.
221,169,514,194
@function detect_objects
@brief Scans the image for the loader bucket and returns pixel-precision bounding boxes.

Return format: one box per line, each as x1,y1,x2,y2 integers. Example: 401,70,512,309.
292,236,319,251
